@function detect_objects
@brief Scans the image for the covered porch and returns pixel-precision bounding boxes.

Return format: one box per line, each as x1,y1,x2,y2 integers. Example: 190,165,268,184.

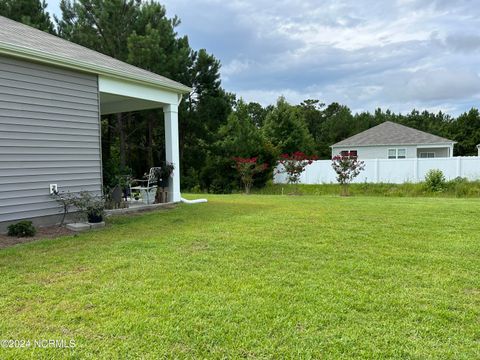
416,144,454,158
98,75,186,204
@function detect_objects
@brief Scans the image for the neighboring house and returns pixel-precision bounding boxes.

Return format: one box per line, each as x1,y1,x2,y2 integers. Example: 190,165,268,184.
331,121,455,159
0,16,191,231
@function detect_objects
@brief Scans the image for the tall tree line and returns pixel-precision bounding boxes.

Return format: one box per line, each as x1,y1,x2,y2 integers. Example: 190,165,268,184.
1,0,479,193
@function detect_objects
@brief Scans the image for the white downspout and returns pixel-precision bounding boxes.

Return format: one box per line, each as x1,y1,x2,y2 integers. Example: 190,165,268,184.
176,93,206,204
181,197,207,204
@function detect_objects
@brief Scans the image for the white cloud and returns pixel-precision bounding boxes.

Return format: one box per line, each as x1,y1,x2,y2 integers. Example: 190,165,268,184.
222,59,252,79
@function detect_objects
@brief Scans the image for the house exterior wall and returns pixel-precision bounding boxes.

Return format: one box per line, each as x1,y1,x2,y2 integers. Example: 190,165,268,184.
332,145,418,159
0,55,101,230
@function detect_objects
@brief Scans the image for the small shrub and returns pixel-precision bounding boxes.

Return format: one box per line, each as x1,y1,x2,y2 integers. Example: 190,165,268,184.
453,182,470,197
424,169,446,192
51,190,78,225
209,180,232,194
53,190,105,223
75,191,105,223
278,152,318,185
331,153,365,196
447,177,471,197
450,176,468,184
189,185,202,194
233,157,268,194
7,221,36,237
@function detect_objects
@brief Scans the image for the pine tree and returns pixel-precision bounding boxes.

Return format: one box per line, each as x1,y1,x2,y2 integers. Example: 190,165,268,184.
263,97,315,155
0,0,55,33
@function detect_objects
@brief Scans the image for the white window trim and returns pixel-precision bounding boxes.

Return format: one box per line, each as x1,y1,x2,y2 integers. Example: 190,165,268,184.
388,148,396,159
388,148,407,159
419,152,435,158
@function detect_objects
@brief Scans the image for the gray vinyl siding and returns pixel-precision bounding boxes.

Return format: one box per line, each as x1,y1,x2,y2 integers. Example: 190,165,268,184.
0,55,101,224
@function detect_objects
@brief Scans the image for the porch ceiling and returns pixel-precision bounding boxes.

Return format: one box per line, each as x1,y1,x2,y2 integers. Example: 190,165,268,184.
98,75,183,115
100,93,164,115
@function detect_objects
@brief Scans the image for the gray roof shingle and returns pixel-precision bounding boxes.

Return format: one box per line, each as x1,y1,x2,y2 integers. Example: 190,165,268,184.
0,15,191,93
331,121,455,147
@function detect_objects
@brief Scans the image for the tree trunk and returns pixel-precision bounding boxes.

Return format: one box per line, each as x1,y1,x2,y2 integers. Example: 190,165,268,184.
102,116,112,164
147,114,155,169
116,113,126,171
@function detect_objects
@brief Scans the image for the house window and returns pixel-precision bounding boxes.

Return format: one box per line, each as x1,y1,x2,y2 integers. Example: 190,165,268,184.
388,148,407,159
340,150,358,157
420,152,435,158
388,149,396,159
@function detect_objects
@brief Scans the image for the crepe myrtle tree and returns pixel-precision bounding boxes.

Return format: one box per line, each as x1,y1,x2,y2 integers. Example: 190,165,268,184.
278,151,318,185
331,152,365,196
233,157,268,194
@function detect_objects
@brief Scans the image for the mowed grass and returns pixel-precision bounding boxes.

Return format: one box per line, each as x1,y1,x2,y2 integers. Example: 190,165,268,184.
0,195,479,359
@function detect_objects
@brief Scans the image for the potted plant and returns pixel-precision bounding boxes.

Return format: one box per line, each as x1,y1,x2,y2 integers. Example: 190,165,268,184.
75,191,105,223
159,162,175,188
154,162,174,203
86,200,105,223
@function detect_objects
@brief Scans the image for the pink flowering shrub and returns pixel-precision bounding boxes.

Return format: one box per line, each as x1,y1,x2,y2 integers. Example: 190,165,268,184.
331,152,365,196
278,152,318,185
233,157,268,194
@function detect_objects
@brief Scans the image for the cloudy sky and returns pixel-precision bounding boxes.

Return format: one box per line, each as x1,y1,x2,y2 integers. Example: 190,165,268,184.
47,0,480,115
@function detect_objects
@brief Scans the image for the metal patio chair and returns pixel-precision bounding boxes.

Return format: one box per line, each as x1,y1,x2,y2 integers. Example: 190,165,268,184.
129,167,160,204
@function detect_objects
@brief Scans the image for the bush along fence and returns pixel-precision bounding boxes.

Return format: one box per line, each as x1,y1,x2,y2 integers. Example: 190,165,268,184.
274,156,480,184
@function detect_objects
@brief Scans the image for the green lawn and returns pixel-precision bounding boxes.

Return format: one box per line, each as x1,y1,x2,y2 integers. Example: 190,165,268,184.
0,195,479,359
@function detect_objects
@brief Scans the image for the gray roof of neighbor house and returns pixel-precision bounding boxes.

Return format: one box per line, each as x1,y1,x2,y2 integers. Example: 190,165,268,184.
0,15,191,93
331,121,455,147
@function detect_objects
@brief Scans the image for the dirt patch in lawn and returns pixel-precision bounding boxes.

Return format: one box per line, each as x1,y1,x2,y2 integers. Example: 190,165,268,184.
0,226,74,249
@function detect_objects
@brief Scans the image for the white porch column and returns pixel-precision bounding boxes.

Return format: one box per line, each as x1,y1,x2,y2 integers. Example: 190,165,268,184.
164,104,181,202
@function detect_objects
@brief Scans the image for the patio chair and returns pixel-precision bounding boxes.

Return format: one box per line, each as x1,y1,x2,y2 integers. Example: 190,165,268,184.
130,167,160,204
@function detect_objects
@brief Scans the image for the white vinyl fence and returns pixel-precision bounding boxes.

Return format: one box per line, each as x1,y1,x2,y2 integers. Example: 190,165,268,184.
274,157,480,184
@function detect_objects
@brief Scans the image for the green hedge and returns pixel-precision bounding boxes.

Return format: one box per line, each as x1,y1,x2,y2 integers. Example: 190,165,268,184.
253,178,480,197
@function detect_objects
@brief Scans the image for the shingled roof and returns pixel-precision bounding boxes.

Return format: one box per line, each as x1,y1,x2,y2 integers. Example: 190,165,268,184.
332,121,455,147
0,15,191,93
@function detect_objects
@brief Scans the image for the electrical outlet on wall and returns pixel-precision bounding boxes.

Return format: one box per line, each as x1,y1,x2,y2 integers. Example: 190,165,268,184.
49,184,58,194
